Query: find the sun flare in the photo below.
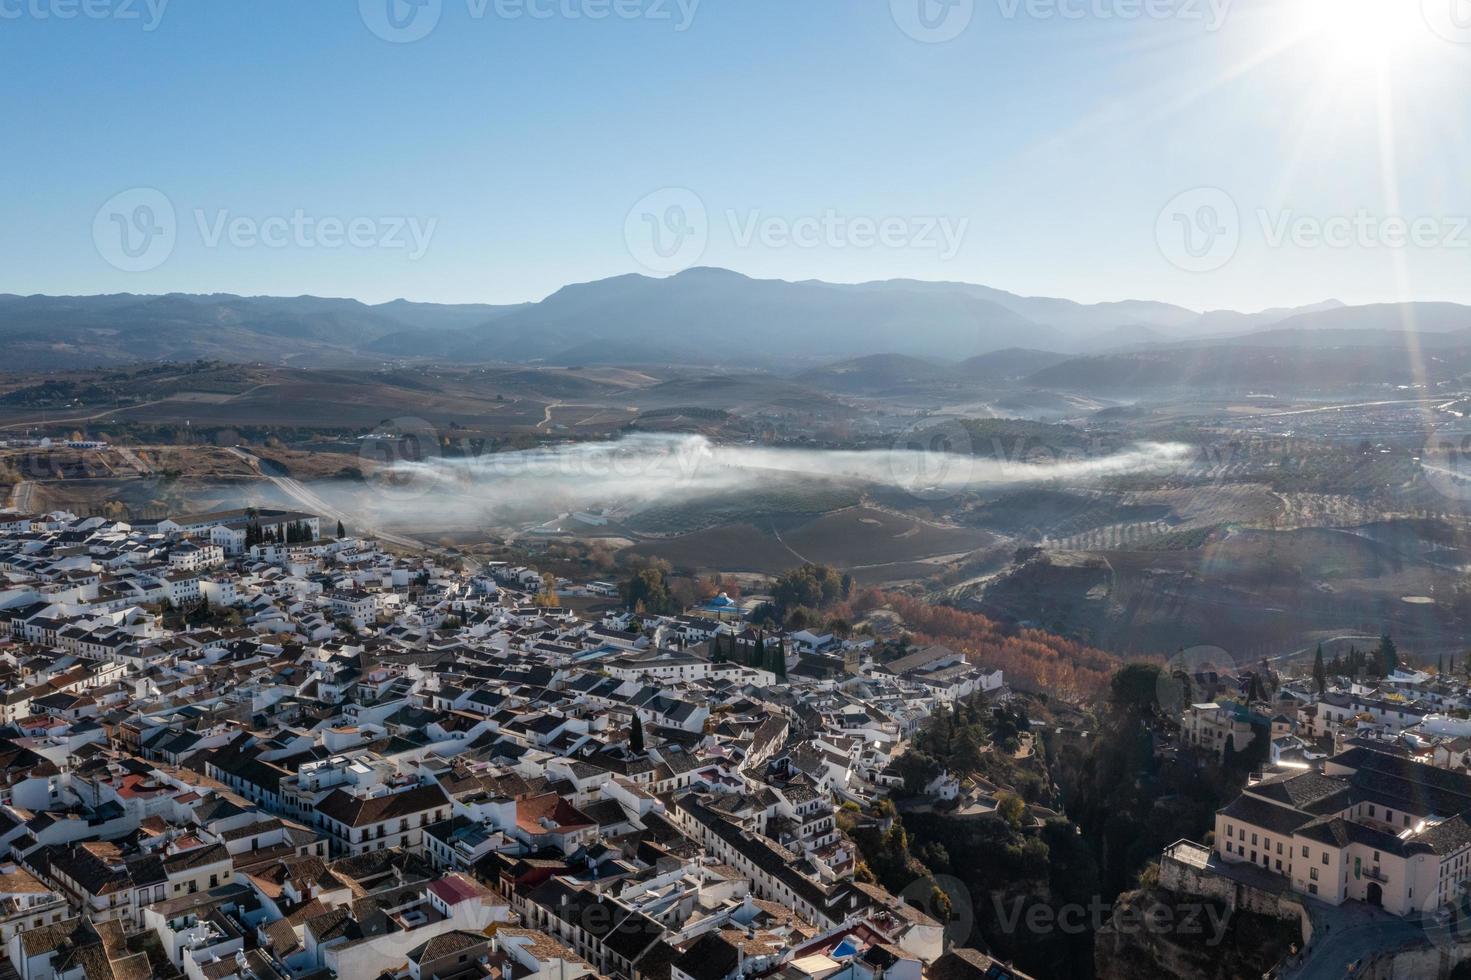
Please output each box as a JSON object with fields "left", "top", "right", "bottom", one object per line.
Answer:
{"left": 1300, "top": 0, "right": 1430, "bottom": 69}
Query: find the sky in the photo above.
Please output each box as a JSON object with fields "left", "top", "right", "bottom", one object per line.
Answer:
{"left": 2, "top": 0, "right": 1469, "bottom": 313}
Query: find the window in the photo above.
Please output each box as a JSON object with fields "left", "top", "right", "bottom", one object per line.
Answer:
{"left": 1322, "top": 852, "right": 1329, "bottom": 865}
{"left": 1301, "top": 845, "right": 1309, "bottom": 858}
{"left": 1310, "top": 868, "right": 1319, "bottom": 881}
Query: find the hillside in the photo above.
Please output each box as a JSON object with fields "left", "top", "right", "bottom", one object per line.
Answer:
{"left": 1026, "top": 343, "right": 1471, "bottom": 391}
{"left": 0, "top": 279, "right": 1463, "bottom": 375}
{"left": 795, "top": 354, "right": 958, "bottom": 394}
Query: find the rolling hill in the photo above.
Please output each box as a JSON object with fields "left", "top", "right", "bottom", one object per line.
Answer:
{"left": 0, "top": 274, "right": 1465, "bottom": 376}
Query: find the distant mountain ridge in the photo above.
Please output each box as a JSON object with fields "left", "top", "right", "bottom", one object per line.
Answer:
{"left": 0, "top": 270, "right": 1461, "bottom": 373}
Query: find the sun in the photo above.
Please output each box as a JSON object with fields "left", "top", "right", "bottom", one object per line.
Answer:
{"left": 1300, "top": 0, "right": 1430, "bottom": 70}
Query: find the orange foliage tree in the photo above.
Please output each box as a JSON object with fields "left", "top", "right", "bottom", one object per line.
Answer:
{"left": 883, "top": 593, "right": 1122, "bottom": 700}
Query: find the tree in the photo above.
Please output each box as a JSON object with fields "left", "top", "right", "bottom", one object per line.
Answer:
{"left": 1108, "top": 663, "right": 1163, "bottom": 724}
{"left": 535, "top": 573, "right": 560, "bottom": 608}
{"left": 929, "top": 885, "right": 953, "bottom": 922}
{"left": 1247, "top": 671, "right": 1266, "bottom": 704}
{"left": 769, "top": 563, "right": 847, "bottom": 620}
{"left": 997, "top": 792, "right": 1026, "bottom": 829}
{"left": 1376, "top": 633, "right": 1399, "bottom": 676}
{"left": 1313, "top": 644, "right": 1327, "bottom": 695}
{"left": 953, "top": 726, "right": 984, "bottom": 773}
{"left": 630, "top": 712, "right": 645, "bottom": 754}
{"left": 620, "top": 566, "right": 675, "bottom": 615}
{"left": 336, "top": 519, "right": 345, "bottom": 539}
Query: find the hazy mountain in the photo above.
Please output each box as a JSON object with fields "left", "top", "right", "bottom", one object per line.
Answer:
{"left": 959, "top": 348, "right": 1071, "bottom": 381}
{"left": 1029, "top": 337, "right": 1471, "bottom": 392}
{"left": 476, "top": 268, "right": 1053, "bottom": 361}
{"left": 852, "top": 279, "right": 1200, "bottom": 332}
{"left": 1187, "top": 299, "right": 1345, "bottom": 337}
{"left": 1267, "top": 301, "right": 1471, "bottom": 334}
{"left": 796, "top": 353, "right": 958, "bottom": 394}
{"left": 371, "top": 298, "right": 526, "bottom": 331}
{"left": 0, "top": 276, "right": 1465, "bottom": 374}
{"left": 0, "top": 292, "right": 523, "bottom": 370}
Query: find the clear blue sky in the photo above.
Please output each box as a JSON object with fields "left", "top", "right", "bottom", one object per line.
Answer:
{"left": 2, "top": 0, "right": 1468, "bottom": 311}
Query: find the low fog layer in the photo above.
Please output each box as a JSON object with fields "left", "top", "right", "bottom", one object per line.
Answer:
{"left": 323, "top": 433, "right": 1196, "bottom": 529}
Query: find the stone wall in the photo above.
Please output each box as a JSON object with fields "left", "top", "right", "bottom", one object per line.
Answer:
{"left": 1352, "top": 944, "right": 1471, "bottom": 979}
{"left": 1159, "top": 849, "right": 1311, "bottom": 944}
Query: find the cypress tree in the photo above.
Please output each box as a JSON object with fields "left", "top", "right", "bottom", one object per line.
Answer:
{"left": 1377, "top": 634, "right": 1399, "bottom": 676}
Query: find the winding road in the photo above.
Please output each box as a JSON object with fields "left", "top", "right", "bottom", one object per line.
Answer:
{"left": 7, "top": 481, "right": 34, "bottom": 512}
{"left": 226, "top": 447, "right": 483, "bottom": 573}
{"left": 225, "top": 447, "right": 430, "bottom": 554}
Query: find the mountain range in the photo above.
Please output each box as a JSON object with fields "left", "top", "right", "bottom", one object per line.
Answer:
{"left": 1, "top": 269, "right": 1466, "bottom": 385}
